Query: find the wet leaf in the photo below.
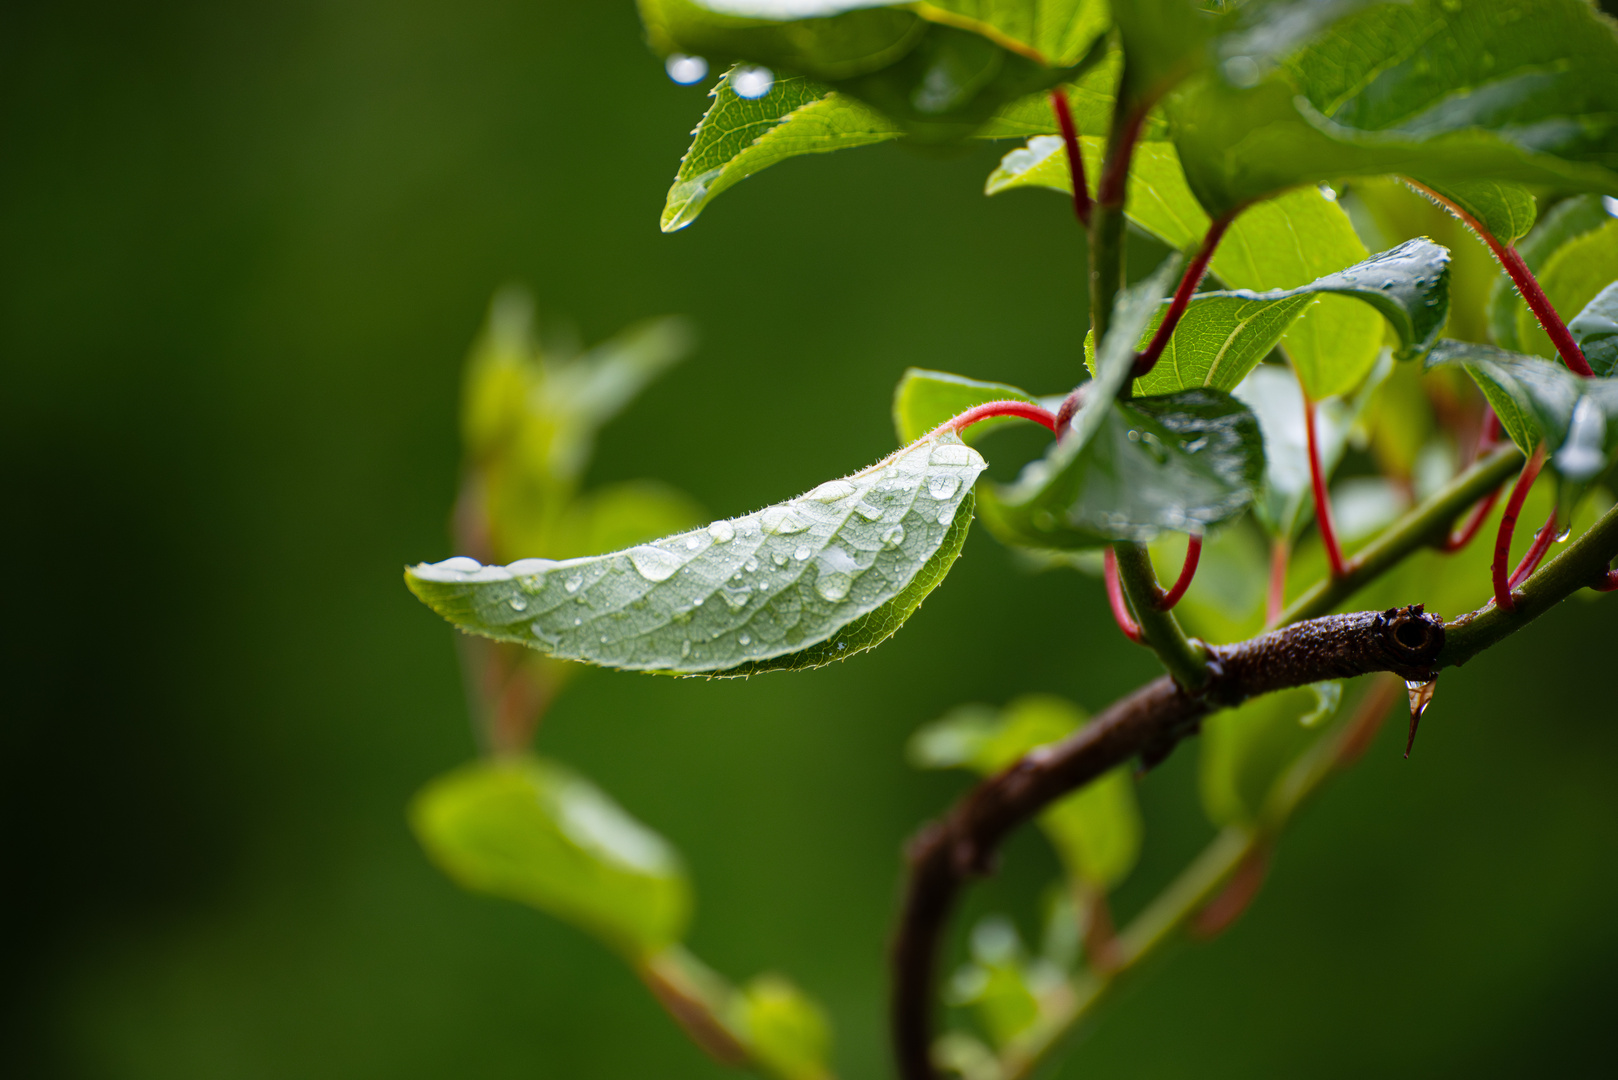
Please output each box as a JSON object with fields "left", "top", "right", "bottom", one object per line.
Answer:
{"left": 412, "top": 757, "right": 690, "bottom": 957}
{"left": 989, "top": 138, "right": 1384, "bottom": 398}
{"left": 1169, "top": 0, "right": 1618, "bottom": 217}
{"left": 661, "top": 68, "right": 901, "bottom": 232}
{"left": 639, "top": 0, "right": 927, "bottom": 82}
{"left": 1199, "top": 683, "right": 1342, "bottom": 827}
{"left": 1488, "top": 195, "right": 1615, "bottom": 351}
{"left": 408, "top": 431, "right": 986, "bottom": 675}
{"left": 919, "top": 0, "right": 1110, "bottom": 67}
{"left": 1571, "top": 282, "right": 1618, "bottom": 378}
{"left": 891, "top": 367, "right": 1051, "bottom": 445}
{"left": 910, "top": 694, "right": 1143, "bottom": 889}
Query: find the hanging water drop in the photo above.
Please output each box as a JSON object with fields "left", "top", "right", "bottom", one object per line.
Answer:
{"left": 1404, "top": 679, "right": 1437, "bottom": 758}
{"left": 666, "top": 54, "right": 708, "bottom": 84}
{"left": 731, "top": 65, "right": 774, "bottom": 99}
{"left": 628, "top": 546, "right": 683, "bottom": 582}
{"left": 708, "top": 520, "right": 736, "bottom": 543}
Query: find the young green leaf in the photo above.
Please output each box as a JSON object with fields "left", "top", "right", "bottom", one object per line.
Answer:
{"left": 1169, "top": 0, "right": 1618, "bottom": 217}
{"left": 1200, "top": 683, "right": 1342, "bottom": 827}
{"left": 989, "top": 138, "right": 1385, "bottom": 397}
{"left": 728, "top": 975, "right": 834, "bottom": 1080}
{"left": 412, "top": 757, "right": 691, "bottom": 957}
{"left": 1121, "top": 239, "right": 1451, "bottom": 397}
{"left": 1418, "top": 179, "right": 1537, "bottom": 245}
{"left": 909, "top": 694, "right": 1143, "bottom": 890}
{"left": 915, "top": 0, "right": 1111, "bottom": 68}
{"left": 408, "top": 430, "right": 987, "bottom": 675}
{"left": 891, "top": 367, "right": 1049, "bottom": 445}
{"left": 1426, "top": 342, "right": 1618, "bottom": 511}
{"left": 1515, "top": 217, "right": 1618, "bottom": 364}
{"left": 1570, "top": 282, "right": 1618, "bottom": 378}
{"left": 662, "top": 68, "right": 901, "bottom": 232}
{"left": 979, "top": 387, "right": 1266, "bottom": 549}
{"left": 1488, "top": 195, "right": 1614, "bottom": 351}
{"left": 946, "top": 916, "right": 1045, "bottom": 1048}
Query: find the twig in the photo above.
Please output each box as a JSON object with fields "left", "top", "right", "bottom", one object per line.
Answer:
{"left": 1112, "top": 541, "right": 1211, "bottom": 690}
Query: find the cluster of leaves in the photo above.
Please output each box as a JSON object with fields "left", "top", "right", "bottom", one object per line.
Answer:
{"left": 402, "top": 2, "right": 1618, "bottom": 1078}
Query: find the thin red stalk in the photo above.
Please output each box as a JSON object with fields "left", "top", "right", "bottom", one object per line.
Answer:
{"left": 1509, "top": 511, "right": 1558, "bottom": 590}
{"left": 1438, "top": 487, "right": 1503, "bottom": 553}
{"left": 931, "top": 399, "right": 1058, "bottom": 438}
{"left": 1097, "top": 100, "right": 1151, "bottom": 208}
{"left": 1133, "top": 214, "right": 1235, "bottom": 378}
{"left": 1049, "top": 89, "right": 1091, "bottom": 227}
{"left": 1103, "top": 546, "right": 1145, "bottom": 644}
{"left": 1303, "top": 395, "right": 1346, "bottom": 578}
{"left": 1267, "top": 540, "right": 1289, "bottom": 625}
{"left": 1155, "top": 533, "right": 1202, "bottom": 610}
{"left": 1492, "top": 443, "right": 1548, "bottom": 611}
{"left": 1592, "top": 569, "right": 1618, "bottom": 592}
{"left": 1405, "top": 179, "right": 1594, "bottom": 377}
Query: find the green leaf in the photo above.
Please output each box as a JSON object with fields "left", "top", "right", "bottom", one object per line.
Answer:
{"left": 978, "top": 387, "right": 1267, "bottom": 549}
{"left": 412, "top": 757, "right": 691, "bottom": 957}
{"left": 1199, "top": 683, "right": 1342, "bottom": 827}
{"left": 1425, "top": 341, "right": 1618, "bottom": 489}
{"left": 1169, "top": 0, "right": 1618, "bottom": 217}
{"left": 946, "top": 916, "right": 1043, "bottom": 1047}
{"left": 914, "top": 0, "right": 1110, "bottom": 67}
{"left": 1419, "top": 179, "right": 1537, "bottom": 245}
{"left": 728, "top": 975, "right": 834, "bottom": 1080}
{"left": 408, "top": 430, "right": 987, "bottom": 675}
{"left": 1516, "top": 217, "right": 1618, "bottom": 363}
{"left": 988, "top": 137, "right": 1384, "bottom": 397}
{"left": 639, "top": 0, "right": 927, "bottom": 82}
{"left": 909, "top": 694, "right": 1143, "bottom": 889}
{"left": 662, "top": 68, "right": 901, "bottom": 232}
{"left": 1126, "top": 238, "right": 1451, "bottom": 397}
{"left": 1571, "top": 282, "right": 1618, "bottom": 378}
{"left": 1232, "top": 361, "right": 1386, "bottom": 542}
{"left": 1113, "top": 0, "right": 1212, "bottom": 101}
{"left": 1489, "top": 195, "right": 1615, "bottom": 351}
{"left": 891, "top": 367, "right": 1051, "bottom": 444}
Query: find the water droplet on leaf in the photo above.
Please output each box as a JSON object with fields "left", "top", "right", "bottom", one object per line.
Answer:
{"left": 929, "top": 443, "right": 979, "bottom": 467}
{"left": 738, "top": 633, "right": 751, "bottom": 646}
{"left": 666, "top": 54, "right": 708, "bottom": 84}
{"left": 793, "top": 545, "right": 811, "bottom": 561}
{"left": 816, "top": 572, "right": 852, "bottom": 602}
{"left": 926, "top": 475, "right": 960, "bottom": 500}
{"left": 564, "top": 573, "right": 584, "bottom": 593}
{"left": 881, "top": 524, "right": 905, "bottom": 549}
{"left": 508, "top": 596, "right": 528, "bottom": 611}
{"left": 628, "top": 546, "right": 683, "bottom": 582}
{"left": 803, "top": 480, "right": 856, "bottom": 503}
{"left": 731, "top": 65, "right": 773, "bottom": 99}
{"left": 708, "top": 520, "right": 736, "bottom": 543}
{"left": 760, "top": 506, "right": 809, "bottom": 534}
{"left": 772, "top": 551, "right": 788, "bottom": 567}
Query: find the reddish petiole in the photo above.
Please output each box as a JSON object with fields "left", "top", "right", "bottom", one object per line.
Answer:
{"left": 1303, "top": 394, "right": 1347, "bottom": 578}
{"left": 1049, "top": 90, "right": 1091, "bottom": 227}
{"left": 1491, "top": 443, "right": 1548, "bottom": 611}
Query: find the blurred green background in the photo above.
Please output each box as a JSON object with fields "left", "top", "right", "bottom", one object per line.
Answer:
{"left": 7, "top": 2, "right": 1618, "bottom": 1077}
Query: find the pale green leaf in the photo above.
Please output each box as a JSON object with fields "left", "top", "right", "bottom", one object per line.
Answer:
{"left": 913, "top": 0, "right": 1110, "bottom": 67}
{"left": 946, "top": 916, "right": 1044, "bottom": 1047}
{"left": 412, "top": 757, "right": 690, "bottom": 957}
{"left": 639, "top": 0, "right": 927, "bottom": 81}
{"left": 988, "top": 136, "right": 1384, "bottom": 396}
{"left": 1489, "top": 195, "right": 1614, "bottom": 351}
{"left": 728, "top": 975, "right": 834, "bottom": 1080}
{"left": 1516, "top": 218, "right": 1618, "bottom": 363}
{"left": 891, "top": 367, "right": 1050, "bottom": 445}
{"left": 662, "top": 68, "right": 901, "bottom": 232}
{"left": 1419, "top": 179, "right": 1537, "bottom": 244}
{"left": 1199, "top": 683, "right": 1342, "bottom": 827}
{"left": 1571, "top": 281, "right": 1618, "bottom": 378}
{"left": 408, "top": 431, "right": 986, "bottom": 675}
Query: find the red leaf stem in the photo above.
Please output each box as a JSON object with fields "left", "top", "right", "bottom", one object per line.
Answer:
{"left": 1103, "top": 546, "right": 1145, "bottom": 644}
{"left": 1133, "top": 214, "right": 1235, "bottom": 378}
{"left": 1404, "top": 179, "right": 1594, "bottom": 377}
{"left": 1438, "top": 487, "right": 1503, "bottom": 553}
{"left": 1591, "top": 569, "right": 1618, "bottom": 592}
{"left": 1508, "top": 511, "right": 1559, "bottom": 590}
{"left": 1491, "top": 443, "right": 1548, "bottom": 611}
{"left": 1303, "top": 395, "right": 1346, "bottom": 578}
{"left": 1097, "top": 100, "right": 1151, "bottom": 208}
{"left": 1155, "top": 533, "right": 1202, "bottom": 610}
{"left": 1267, "top": 539, "right": 1289, "bottom": 625}
{"left": 1049, "top": 89, "right": 1091, "bottom": 227}
{"left": 932, "top": 399, "right": 1059, "bottom": 438}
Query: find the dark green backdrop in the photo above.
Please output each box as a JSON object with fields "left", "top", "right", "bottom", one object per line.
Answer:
{"left": 6, "top": 2, "right": 1617, "bottom": 1077}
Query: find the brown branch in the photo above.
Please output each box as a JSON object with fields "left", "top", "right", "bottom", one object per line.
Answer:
{"left": 891, "top": 606, "right": 1444, "bottom": 1080}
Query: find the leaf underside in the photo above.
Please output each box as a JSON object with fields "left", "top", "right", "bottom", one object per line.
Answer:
{"left": 408, "top": 432, "right": 987, "bottom": 675}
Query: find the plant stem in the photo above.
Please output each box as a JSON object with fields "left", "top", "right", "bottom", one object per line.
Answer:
{"left": 933, "top": 399, "right": 1059, "bottom": 438}
{"left": 1156, "top": 533, "right": 1203, "bottom": 611}
{"left": 1112, "top": 542, "right": 1211, "bottom": 691}
{"left": 1303, "top": 393, "right": 1346, "bottom": 578}
{"left": 1049, "top": 89, "right": 1091, "bottom": 227}
{"left": 1133, "top": 215, "right": 1235, "bottom": 378}
{"left": 1509, "top": 512, "right": 1558, "bottom": 590}
{"left": 1438, "top": 487, "right": 1503, "bottom": 552}
{"left": 1267, "top": 540, "right": 1289, "bottom": 624}
{"left": 1492, "top": 443, "right": 1547, "bottom": 611}
{"left": 1102, "top": 546, "right": 1144, "bottom": 644}
{"left": 1404, "top": 179, "right": 1595, "bottom": 377}
{"left": 1279, "top": 444, "right": 1524, "bottom": 625}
